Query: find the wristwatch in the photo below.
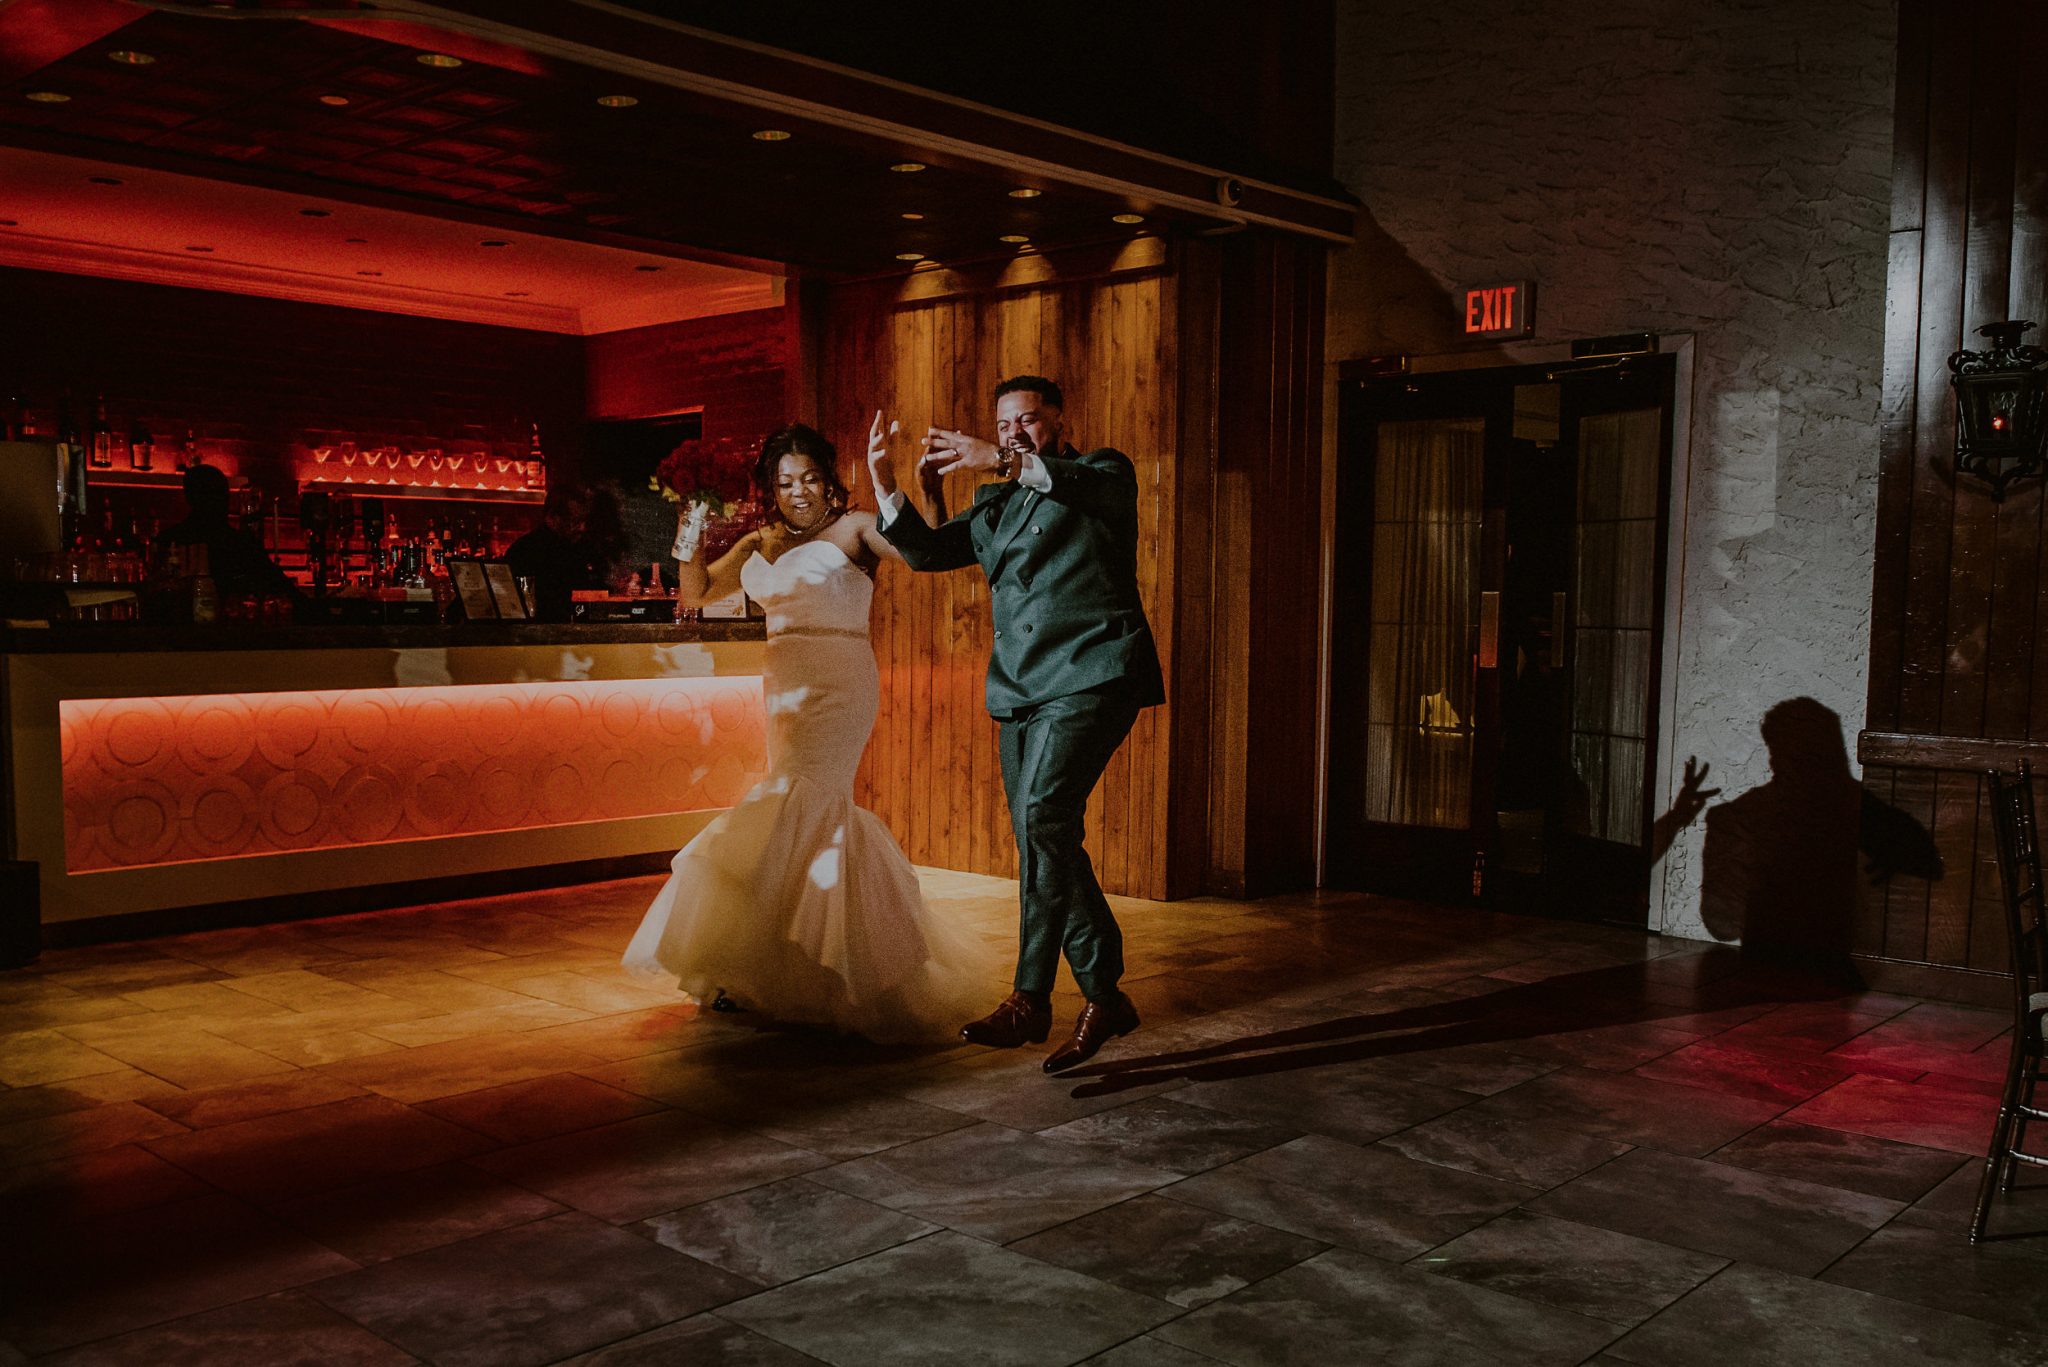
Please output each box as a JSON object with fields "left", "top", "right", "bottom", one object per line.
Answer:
{"left": 994, "top": 449, "right": 1016, "bottom": 480}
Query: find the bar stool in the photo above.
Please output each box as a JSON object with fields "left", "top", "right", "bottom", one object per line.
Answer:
{"left": 1975, "top": 760, "right": 2048, "bottom": 1242}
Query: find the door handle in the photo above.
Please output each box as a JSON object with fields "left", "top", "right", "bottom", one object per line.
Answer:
{"left": 1478, "top": 591, "right": 1500, "bottom": 669}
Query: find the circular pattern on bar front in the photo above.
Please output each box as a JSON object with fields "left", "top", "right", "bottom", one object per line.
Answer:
{"left": 57, "top": 678, "right": 767, "bottom": 871}
{"left": 404, "top": 762, "right": 474, "bottom": 836}
{"left": 101, "top": 778, "right": 182, "bottom": 866}
{"left": 177, "top": 696, "right": 258, "bottom": 775}
{"left": 188, "top": 776, "right": 260, "bottom": 856}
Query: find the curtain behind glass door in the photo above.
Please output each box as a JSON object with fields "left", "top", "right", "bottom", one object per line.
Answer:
{"left": 1365, "top": 417, "right": 1483, "bottom": 829}
{"left": 1571, "top": 407, "right": 1660, "bottom": 845}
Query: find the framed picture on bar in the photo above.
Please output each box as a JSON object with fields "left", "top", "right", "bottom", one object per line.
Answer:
{"left": 699, "top": 586, "right": 750, "bottom": 620}
{"left": 447, "top": 559, "right": 498, "bottom": 621}
{"left": 482, "top": 561, "right": 529, "bottom": 620}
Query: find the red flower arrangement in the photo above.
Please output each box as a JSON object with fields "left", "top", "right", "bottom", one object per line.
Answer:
{"left": 651, "top": 435, "right": 754, "bottom": 514}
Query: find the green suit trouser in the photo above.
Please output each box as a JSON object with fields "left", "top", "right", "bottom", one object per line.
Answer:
{"left": 997, "top": 683, "right": 1143, "bottom": 1000}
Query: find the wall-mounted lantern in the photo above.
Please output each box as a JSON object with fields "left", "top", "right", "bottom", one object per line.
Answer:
{"left": 1951, "top": 320, "right": 2048, "bottom": 501}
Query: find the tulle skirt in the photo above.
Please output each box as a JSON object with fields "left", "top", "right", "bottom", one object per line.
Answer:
{"left": 623, "top": 632, "right": 1005, "bottom": 1043}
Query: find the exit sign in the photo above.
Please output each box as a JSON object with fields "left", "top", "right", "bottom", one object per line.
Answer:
{"left": 1462, "top": 280, "right": 1535, "bottom": 339}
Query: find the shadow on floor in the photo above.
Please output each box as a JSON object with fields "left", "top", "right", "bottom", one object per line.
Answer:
{"left": 1064, "top": 948, "right": 1855, "bottom": 1098}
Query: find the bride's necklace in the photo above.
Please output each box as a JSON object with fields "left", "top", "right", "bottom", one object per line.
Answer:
{"left": 781, "top": 508, "right": 838, "bottom": 541}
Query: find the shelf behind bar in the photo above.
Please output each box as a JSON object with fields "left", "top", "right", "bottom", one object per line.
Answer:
{"left": 83, "top": 470, "right": 187, "bottom": 489}
{"left": 298, "top": 479, "right": 545, "bottom": 505}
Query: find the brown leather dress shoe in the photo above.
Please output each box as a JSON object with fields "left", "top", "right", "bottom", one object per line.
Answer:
{"left": 1044, "top": 991, "right": 1140, "bottom": 1073}
{"left": 960, "top": 991, "right": 1052, "bottom": 1047}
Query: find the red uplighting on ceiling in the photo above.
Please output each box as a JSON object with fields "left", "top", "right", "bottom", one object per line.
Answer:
{"left": 305, "top": 17, "right": 551, "bottom": 77}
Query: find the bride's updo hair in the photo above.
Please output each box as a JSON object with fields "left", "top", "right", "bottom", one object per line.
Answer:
{"left": 752, "top": 423, "right": 849, "bottom": 513}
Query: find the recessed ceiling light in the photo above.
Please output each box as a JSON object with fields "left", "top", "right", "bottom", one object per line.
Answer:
{"left": 895, "top": 252, "right": 925, "bottom": 262}
{"left": 634, "top": 264, "right": 663, "bottom": 272}
{"left": 26, "top": 91, "right": 70, "bottom": 104}
{"left": 1008, "top": 187, "right": 1042, "bottom": 199}
{"left": 900, "top": 212, "right": 925, "bottom": 221}
{"left": 999, "top": 234, "right": 1029, "bottom": 244}
{"left": 107, "top": 50, "right": 155, "bottom": 66}
{"left": 417, "top": 53, "right": 463, "bottom": 68}
{"left": 299, "top": 208, "right": 331, "bottom": 217}
{"left": 595, "top": 95, "right": 637, "bottom": 108}
{"left": 1112, "top": 213, "right": 1145, "bottom": 225}
{"left": 184, "top": 245, "right": 213, "bottom": 253}
{"left": 888, "top": 161, "right": 925, "bottom": 173}
{"left": 357, "top": 270, "right": 383, "bottom": 276}
{"left": 752, "top": 129, "right": 791, "bottom": 142}
{"left": 318, "top": 94, "right": 351, "bottom": 107}
{"left": 86, "top": 176, "right": 123, "bottom": 186}
{"left": 480, "top": 239, "right": 509, "bottom": 247}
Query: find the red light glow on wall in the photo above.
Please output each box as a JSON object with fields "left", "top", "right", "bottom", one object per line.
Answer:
{"left": 61, "top": 678, "right": 766, "bottom": 871}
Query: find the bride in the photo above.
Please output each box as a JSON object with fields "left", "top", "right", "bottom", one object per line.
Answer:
{"left": 623, "top": 418, "right": 1001, "bottom": 1042}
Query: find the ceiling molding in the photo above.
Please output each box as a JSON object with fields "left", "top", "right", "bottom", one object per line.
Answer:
{"left": 0, "top": 231, "right": 587, "bottom": 331}
{"left": 0, "top": 229, "right": 784, "bottom": 334}
{"left": 580, "top": 275, "right": 783, "bottom": 336}
{"left": 0, "top": 125, "right": 798, "bottom": 282}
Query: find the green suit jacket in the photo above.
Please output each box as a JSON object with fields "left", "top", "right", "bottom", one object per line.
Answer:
{"left": 881, "top": 445, "right": 1166, "bottom": 719}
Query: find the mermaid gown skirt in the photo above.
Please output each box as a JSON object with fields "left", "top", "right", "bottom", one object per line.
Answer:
{"left": 622, "top": 540, "right": 1002, "bottom": 1042}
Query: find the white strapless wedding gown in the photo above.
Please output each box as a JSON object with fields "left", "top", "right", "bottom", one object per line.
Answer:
{"left": 623, "top": 539, "right": 1004, "bottom": 1042}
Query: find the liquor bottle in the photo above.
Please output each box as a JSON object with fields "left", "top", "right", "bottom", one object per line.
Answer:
{"left": 129, "top": 422, "right": 154, "bottom": 472}
{"left": 178, "top": 429, "right": 198, "bottom": 471}
{"left": 53, "top": 399, "right": 84, "bottom": 535}
{"left": 190, "top": 574, "right": 217, "bottom": 623}
{"left": 55, "top": 398, "right": 79, "bottom": 453}
{"left": 88, "top": 396, "right": 114, "bottom": 469}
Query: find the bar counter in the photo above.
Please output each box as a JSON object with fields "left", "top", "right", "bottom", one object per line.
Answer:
{"left": 3, "top": 620, "right": 768, "bottom": 931}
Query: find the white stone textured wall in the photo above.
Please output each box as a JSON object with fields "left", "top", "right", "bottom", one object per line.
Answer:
{"left": 1329, "top": 0, "right": 1895, "bottom": 936}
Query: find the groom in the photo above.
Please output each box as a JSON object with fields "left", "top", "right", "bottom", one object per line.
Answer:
{"left": 868, "top": 376, "right": 1163, "bottom": 1072}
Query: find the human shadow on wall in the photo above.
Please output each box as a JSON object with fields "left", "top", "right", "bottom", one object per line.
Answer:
{"left": 1698, "top": 696, "right": 1942, "bottom": 980}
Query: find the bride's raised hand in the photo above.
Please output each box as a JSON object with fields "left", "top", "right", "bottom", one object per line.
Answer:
{"left": 865, "top": 409, "right": 901, "bottom": 500}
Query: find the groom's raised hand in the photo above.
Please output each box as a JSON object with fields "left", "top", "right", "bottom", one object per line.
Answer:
{"left": 922, "top": 426, "right": 1002, "bottom": 477}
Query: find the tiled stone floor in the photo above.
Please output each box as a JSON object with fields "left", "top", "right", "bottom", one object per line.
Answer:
{"left": 3, "top": 869, "right": 2045, "bottom": 1365}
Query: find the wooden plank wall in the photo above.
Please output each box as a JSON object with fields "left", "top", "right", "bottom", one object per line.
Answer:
{"left": 820, "top": 244, "right": 1183, "bottom": 899}
{"left": 1862, "top": 0, "right": 2048, "bottom": 978}
{"left": 1202, "top": 234, "right": 1328, "bottom": 896}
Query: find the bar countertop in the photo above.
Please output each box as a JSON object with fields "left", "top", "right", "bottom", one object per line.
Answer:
{"left": 1, "top": 619, "right": 767, "bottom": 654}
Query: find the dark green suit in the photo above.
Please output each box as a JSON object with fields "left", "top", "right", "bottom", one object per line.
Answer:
{"left": 882, "top": 445, "right": 1163, "bottom": 998}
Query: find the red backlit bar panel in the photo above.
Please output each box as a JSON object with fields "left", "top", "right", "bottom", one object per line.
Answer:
{"left": 60, "top": 678, "right": 766, "bottom": 871}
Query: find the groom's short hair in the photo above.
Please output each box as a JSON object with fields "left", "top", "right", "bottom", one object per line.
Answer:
{"left": 994, "top": 375, "right": 1063, "bottom": 411}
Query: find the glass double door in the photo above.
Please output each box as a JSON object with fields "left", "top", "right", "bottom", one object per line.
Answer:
{"left": 1325, "top": 356, "right": 1676, "bottom": 924}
